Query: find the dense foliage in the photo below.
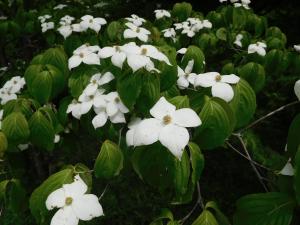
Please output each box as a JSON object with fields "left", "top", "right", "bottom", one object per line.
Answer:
{"left": 1, "top": 0, "right": 300, "bottom": 225}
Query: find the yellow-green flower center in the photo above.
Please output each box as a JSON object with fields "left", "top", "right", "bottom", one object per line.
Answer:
{"left": 163, "top": 115, "right": 172, "bottom": 125}
{"left": 79, "top": 53, "right": 84, "bottom": 58}
{"left": 215, "top": 74, "right": 222, "bottom": 82}
{"left": 65, "top": 197, "right": 73, "bottom": 206}
{"left": 115, "top": 97, "right": 120, "bottom": 103}
{"left": 141, "top": 48, "right": 147, "bottom": 55}
{"left": 136, "top": 27, "right": 140, "bottom": 33}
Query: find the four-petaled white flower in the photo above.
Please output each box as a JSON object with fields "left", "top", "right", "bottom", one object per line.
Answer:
{"left": 125, "top": 14, "right": 146, "bottom": 27}
{"left": 78, "top": 89, "right": 107, "bottom": 115}
{"left": 54, "top": 4, "right": 67, "bottom": 10}
{"left": 248, "top": 41, "right": 267, "bottom": 56}
{"left": 0, "top": 76, "right": 26, "bottom": 105}
{"left": 123, "top": 22, "right": 151, "bottom": 42}
{"left": 294, "top": 79, "right": 300, "bottom": 101}
{"left": 84, "top": 72, "right": 115, "bottom": 96}
{"left": 175, "top": 18, "right": 212, "bottom": 38}
{"left": 46, "top": 175, "right": 103, "bottom": 225}
{"left": 80, "top": 15, "right": 107, "bottom": 33}
{"left": 177, "top": 60, "right": 197, "bottom": 89}
{"left": 38, "top": 14, "right": 51, "bottom": 23}
{"left": 127, "top": 97, "right": 201, "bottom": 159}
{"left": 58, "top": 15, "right": 75, "bottom": 39}
{"left": 68, "top": 44, "right": 100, "bottom": 70}
{"left": 41, "top": 22, "right": 54, "bottom": 33}
{"left": 67, "top": 100, "right": 84, "bottom": 119}
{"left": 194, "top": 72, "right": 240, "bottom": 102}
{"left": 234, "top": 34, "right": 243, "bottom": 47}
{"left": 98, "top": 45, "right": 128, "bottom": 69}
{"left": 162, "top": 28, "right": 176, "bottom": 42}
{"left": 154, "top": 9, "right": 171, "bottom": 20}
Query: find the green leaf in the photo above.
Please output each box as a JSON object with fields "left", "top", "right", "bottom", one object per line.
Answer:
{"left": 174, "top": 151, "right": 190, "bottom": 195}
{"left": 205, "top": 201, "right": 231, "bottom": 225}
{"left": 172, "top": 2, "right": 192, "bottom": 21}
{"left": 233, "top": 192, "right": 295, "bottom": 225}
{"left": 106, "top": 21, "right": 122, "bottom": 41}
{"left": 238, "top": 62, "right": 265, "bottom": 93}
{"left": 41, "top": 47, "right": 69, "bottom": 75}
{"left": 150, "top": 208, "right": 174, "bottom": 225}
{"left": 264, "top": 49, "right": 285, "bottom": 75}
{"left": 293, "top": 147, "right": 300, "bottom": 205}
{"left": 195, "top": 97, "right": 234, "bottom": 149}
{"left": 2, "top": 112, "right": 30, "bottom": 145}
{"left": 31, "top": 70, "right": 53, "bottom": 104}
{"left": 3, "top": 98, "right": 39, "bottom": 119}
{"left": 29, "top": 110, "right": 55, "bottom": 151}
{"left": 94, "top": 140, "right": 124, "bottom": 179}
{"left": 117, "top": 70, "right": 143, "bottom": 110}
{"left": 169, "top": 95, "right": 190, "bottom": 109}
{"left": 0, "top": 132, "right": 8, "bottom": 156}
{"left": 287, "top": 114, "right": 300, "bottom": 158}
{"left": 232, "top": 7, "right": 247, "bottom": 30}
{"left": 181, "top": 46, "right": 205, "bottom": 73}
{"left": 229, "top": 79, "right": 256, "bottom": 129}
{"left": 192, "top": 210, "right": 219, "bottom": 225}
{"left": 188, "top": 142, "right": 205, "bottom": 184}
{"left": 216, "top": 27, "right": 227, "bottom": 41}
{"left": 29, "top": 168, "right": 74, "bottom": 223}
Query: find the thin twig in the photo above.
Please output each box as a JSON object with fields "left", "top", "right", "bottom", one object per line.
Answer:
{"left": 226, "top": 141, "right": 271, "bottom": 170}
{"left": 239, "top": 100, "right": 300, "bottom": 133}
{"left": 99, "top": 183, "right": 109, "bottom": 200}
{"left": 180, "top": 182, "right": 204, "bottom": 224}
{"left": 233, "top": 133, "right": 269, "bottom": 192}
{"left": 118, "top": 127, "right": 123, "bottom": 148}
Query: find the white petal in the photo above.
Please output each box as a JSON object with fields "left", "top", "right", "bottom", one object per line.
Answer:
{"left": 126, "top": 129, "right": 135, "bottom": 146}
{"left": 72, "top": 194, "right": 103, "bottom": 221}
{"left": 106, "top": 102, "right": 118, "bottom": 116}
{"left": 50, "top": 207, "right": 79, "bottom": 225}
{"left": 177, "top": 77, "right": 189, "bottom": 89}
{"left": 185, "top": 60, "right": 194, "bottom": 74}
{"left": 221, "top": 74, "right": 240, "bottom": 84}
{"left": 98, "top": 47, "right": 115, "bottom": 58}
{"left": 111, "top": 52, "right": 126, "bottom": 68}
{"left": 94, "top": 17, "right": 107, "bottom": 25}
{"left": 68, "top": 55, "right": 82, "bottom": 70}
{"left": 150, "top": 97, "right": 176, "bottom": 120}
{"left": 93, "top": 94, "right": 106, "bottom": 108}
{"left": 177, "top": 66, "right": 185, "bottom": 77}
{"left": 194, "top": 72, "right": 218, "bottom": 87}
{"left": 89, "top": 23, "right": 101, "bottom": 33}
{"left": 294, "top": 80, "right": 300, "bottom": 100}
{"left": 159, "top": 124, "right": 189, "bottom": 159}
{"left": 177, "top": 48, "right": 187, "bottom": 54}
{"left": 80, "top": 101, "right": 93, "bottom": 114}
{"left": 124, "top": 29, "right": 137, "bottom": 39}
{"left": 137, "top": 33, "right": 148, "bottom": 42}
{"left": 82, "top": 53, "right": 100, "bottom": 65}
{"left": 46, "top": 188, "right": 66, "bottom": 210}
{"left": 133, "top": 118, "right": 162, "bottom": 146}
{"left": 92, "top": 111, "right": 108, "bottom": 129}
{"left": 173, "top": 108, "right": 201, "bottom": 127}
{"left": 117, "top": 101, "right": 129, "bottom": 113}
{"left": 279, "top": 162, "right": 294, "bottom": 176}
{"left": 83, "top": 83, "right": 98, "bottom": 96}
{"left": 127, "top": 55, "right": 149, "bottom": 72}
{"left": 109, "top": 111, "right": 126, "bottom": 123}
{"left": 63, "top": 176, "right": 88, "bottom": 199}
{"left": 211, "top": 82, "right": 234, "bottom": 102}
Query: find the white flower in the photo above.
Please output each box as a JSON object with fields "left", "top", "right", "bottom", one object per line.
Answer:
{"left": 67, "top": 100, "right": 84, "bottom": 119}
{"left": 154, "top": 9, "right": 171, "bottom": 20}
{"left": 219, "top": 0, "right": 227, "bottom": 2}
{"left": 122, "top": 43, "right": 171, "bottom": 72}
{"left": 126, "top": 117, "right": 142, "bottom": 146}
{"left": 125, "top": 14, "right": 146, "bottom": 27}
{"left": 54, "top": 134, "right": 60, "bottom": 143}
{"left": 98, "top": 45, "right": 128, "bottom": 69}
{"left": 71, "top": 23, "right": 85, "bottom": 32}
{"left": 177, "top": 60, "right": 197, "bottom": 89}
{"left": 3, "top": 76, "right": 26, "bottom": 93}
{"left": 54, "top": 4, "right": 67, "bottom": 10}
{"left": 248, "top": 42, "right": 267, "bottom": 56}
{"left": 68, "top": 44, "right": 100, "bottom": 70}
{"left": 78, "top": 89, "right": 107, "bottom": 115}
{"left": 234, "top": 34, "right": 243, "bottom": 47}
{"left": 41, "top": 22, "right": 54, "bottom": 33}
{"left": 202, "top": 20, "right": 212, "bottom": 29}
{"left": 294, "top": 45, "right": 300, "bottom": 52}
{"left": 230, "top": 0, "right": 239, "bottom": 2}
{"left": 128, "top": 97, "right": 201, "bottom": 159}
{"left": 46, "top": 175, "right": 103, "bottom": 225}
{"left": 38, "top": 14, "right": 51, "bottom": 23}
{"left": 194, "top": 72, "right": 240, "bottom": 102}
{"left": 0, "top": 16, "right": 7, "bottom": 20}
{"left": 18, "top": 143, "right": 29, "bottom": 151}
{"left": 123, "top": 22, "right": 151, "bottom": 42}
{"left": 0, "top": 66, "right": 8, "bottom": 72}
{"left": 162, "top": 28, "right": 176, "bottom": 42}
{"left": 175, "top": 18, "right": 212, "bottom": 38}
{"left": 0, "top": 89, "right": 17, "bottom": 105}
{"left": 174, "top": 21, "right": 189, "bottom": 30}
{"left": 58, "top": 25, "right": 73, "bottom": 39}
{"left": 84, "top": 72, "right": 114, "bottom": 96}
{"left": 80, "top": 15, "right": 107, "bottom": 33}
{"left": 279, "top": 159, "right": 294, "bottom": 176}
{"left": 92, "top": 92, "right": 129, "bottom": 129}
{"left": 294, "top": 79, "right": 300, "bottom": 100}
{"left": 177, "top": 48, "right": 187, "bottom": 55}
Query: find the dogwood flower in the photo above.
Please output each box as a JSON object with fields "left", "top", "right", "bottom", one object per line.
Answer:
{"left": 41, "top": 22, "right": 55, "bottom": 33}
{"left": 78, "top": 89, "right": 106, "bottom": 115}
{"left": 58, "top": 25, "right": 73, "bottom": 39}
{"left": 162, "top": 28, "right": 176, "bottom": 42}
{"left": 2, "top": 76, "right": 25, "bottom": 93}
{"left": 84, "top": 72, "right": 114, "bottom": 96}
{"left": 123, "top": 22, "right": 151, "bottom": 42}
{"left": 294, "top": 79, "right": 300, "bottom": 100}
{"left": 294, "top": 45, "right": 300, "bottom": 52}
{"left": 54, "top": 4, "right": 67, "bottom": 10}
{"left": 60, "top": 15, "right": 75, "bottom": 25}
{"left": 125, "top": 14, "right": 145, "bottom": 27}
{"left": 154, "top": 9, "right": 171, "bottom": 20}
{"left": 46, "top": 175, "right": 103, "bottom": 225}
{"left": 18, "top": 143, "right": 29, "bottom": 151}
{"left": 177, "top": 60, "right": 197, "bottom": 89}
{"left": 98, "top": 45, "right": 128, "bottom": 68}
{"left": 248, "top": 42, "right": 267, "bottom": 56}
{"left": 68, "top": 44, "right": 100, "bottom": 70}
{"left": 234, "top": 34, "right": 243, "bottom": 47}
{"left": 278, "top": 159, "right": 294, "bottom": 176}
{"left": 0, "top": 90, "right": 17, "bottom": 105}
{"left": 175, "top": 18, "right": 212, "bottom": 37}
{"left": 194, "top": 72, "right": 240, "bottom": 102}
{"left": 128, "top": 97, "right": 201, "bottom": 159}
{"left": 38, "top": 14, "right": 51, "bottom": 23}
{"left": 80, "top": 15, "right": 107, "bottom": 33}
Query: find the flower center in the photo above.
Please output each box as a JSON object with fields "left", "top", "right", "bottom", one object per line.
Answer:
{"left": 65, "top": 197, "right": 73, "bottom": 206}
{"left": 215, "top": 74, "right": 222, "bottom": 82}
{"left": 136, "top": 27, "right": 140, "bottom": 33}
{"left": 114, "top": 97, "right": 120, "bottom": 103}
{"left": 163, "top": 115, "right": 172, "bottom": 125}
{"left": 92, "top": 79, "right": 97, "bottom": 84}
{"left": 141, "top": 48, "right": 147, "bottom": 55}
{"left": 79, "top": 53, "right": 84, "bottom": 58}
{"left": 115, "top": 46, "right": 121, "bottom": 52}
{"left": 89, "top": 19, "right": 93, "bottom": 23}
{"left": 184, "top": 73, "right": 189, "bottom": 79}
{"left": 89, "top": 95, "right": 94, "bottom": 100}
{"left": 13, "top": 80, "right": 17, "bottom": 84}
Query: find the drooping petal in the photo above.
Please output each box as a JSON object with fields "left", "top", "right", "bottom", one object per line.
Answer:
{"left": 177, "top": 66, "right": 185, "bottom": 77}
{"left": 173, "top": 108, "right": 201, "bottom": 127}
{"left": 126, "top": 55, "right": 150, "bottom": 72}
{"left": 177, "top": 77, "right": 189, "bottom": 89}
{"left": 111, "top": 52, "right": 127, "bottom": 68}
{"left": 184, "top": 60, "right": 194, "bottom": 74}
{"left": 117, "top": 101, "right": 129, "bottom": 113}
{"left": 50, "top": 207, "right": 79, "bottom": 225}
{"left": 211, "top": 82, "right": 234, "bottom": 102}
{"left": 279, "top": 161, "right": 294, "bottom": 176}
{"left": 221, "top": 74, "right": 240, "bottom": 84}
{"left": 63, "top": 176, "right": 88, "bottom": 199}
{"left": 159, "top": 124, "right": 189, "bottom": 159}
{"left": 80, "top": 101, "right": 93, "bottom": 115}
{"left": 82, "top": 53, "right": 100, "bottom": 65}
{"left": 194, "top": 72, "right": 218, "bottom": 87}
{"left": 109, "top": 111, "right": 126, "bottom": 123}
{"left": 46, "top": 188, "right": 66, "bottom": 210}
{"left": 72, "top": 194, "right": 103, "bottom": 221}
{"left": 123, "top": 29, "right": 137, "bottom": 39}
{"left": 92, "top": 111, "right": 108, "bottom": 129}
{"left": 93, "top": 93, "right": 106, "bottom": 108}
{"left": 133, "top": 118, "right": 162, "bottom": 146}
{"left": 150, "top": 97, "right": 176, "bottom": 120}
{"left": 106, "top": 102, "right": 118, "bottom": 117}
{"left": 89, "top": 23, "right": 101, "bottom": 33}
{"left": 68, "top": 55, "right": 82, "bottom": 70}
